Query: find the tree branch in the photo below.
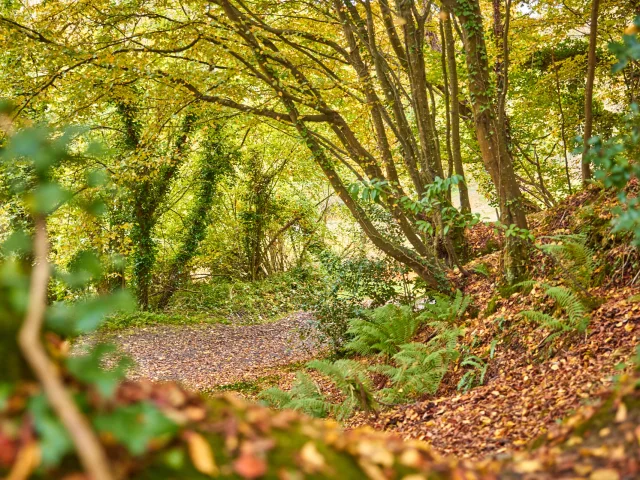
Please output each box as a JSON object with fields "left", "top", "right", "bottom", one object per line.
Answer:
{"left": 18, "top": 216, "right": 114, "bottom": 480}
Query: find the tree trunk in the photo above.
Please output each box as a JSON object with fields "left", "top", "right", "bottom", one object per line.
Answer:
{"left": 582, "top": 0, "right": 600, "bottom": 184}
{"left": 445, "top": 0, "right": 529, "bottom": 282}
{"left": 442, "top": 8, "right": 471, "bottom": 213}
{"left": 156, "top": 139, "right": 229, "bottom": 309}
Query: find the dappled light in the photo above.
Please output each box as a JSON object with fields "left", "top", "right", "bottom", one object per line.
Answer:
{"left": 1, "top": 1, "right": 639, "bottom": 479}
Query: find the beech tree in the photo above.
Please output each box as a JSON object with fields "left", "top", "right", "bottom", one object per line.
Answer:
{"left": 443, "top": 0, "right": 528, "bottom": 280}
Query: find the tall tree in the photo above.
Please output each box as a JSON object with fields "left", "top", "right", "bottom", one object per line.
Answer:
{"left": 582, "top": 0, "right": 600, "bottom": 184}
{"left": 444, "top": 0, "right": 529, "bottom": 281}
{"left": 157, "top": 128, "right": 233, "bottom": 309}
{"left": 442, "top": 8, "right": 471, "bottom": 213}
{"left": 116, "top": 100, "right": 197, "bottom": 310}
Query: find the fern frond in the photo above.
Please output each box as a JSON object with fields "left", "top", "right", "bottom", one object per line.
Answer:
{"left": 344, "top": 304, "right": 422, "bottom": 357}
{"left": 538, "top": 234, "right": 596, "bottom": 289}
{"left": 258, "top": 387, "right": 292, "bottom": 409}
{"left": 418, "top": 291, "right": 471, "bottom": 323}
{"left": 288, "top": 397, "right": 328, "bottom": 418}
{"left": 512, "top": 279, "right": 540, "bottom": 293}
{"left": 545, "top": 286, "right": 587, "bottom": 324}
{"left": 520, "top": 310, "right": 566, "bottom": 330}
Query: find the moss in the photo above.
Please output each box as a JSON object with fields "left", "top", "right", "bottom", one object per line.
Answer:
{"left": 483, "top": 296, "right": 499, "bottom": 316}
{"left": 101, "top": 311, "right": 230, "bottom": 331}
{"left": 211, "top": 380, "right": 263, "bottom": 397}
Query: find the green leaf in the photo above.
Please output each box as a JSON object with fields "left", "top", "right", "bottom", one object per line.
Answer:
{"left": 46, "top": 289, "right": 135, "bottom": 335}
{"left": 59, "top": 249, "right": 103, "bottom": 289}
{"left": 1, "top": 230, "right": 31, "bottom": 256}
{"left": 28, "top": 394, "right": 73, "bottom": 466}
{"left": 93, "top": 402, "right": 177, "bottom": 455}
{"left": 66, "top": 344, "right": 132, "bottom": 398}
{"left": 0, "top": 383, "right": 13, "bottom": 411}
{"left": 30, "top": 183, "right": 72, "bottom": 214}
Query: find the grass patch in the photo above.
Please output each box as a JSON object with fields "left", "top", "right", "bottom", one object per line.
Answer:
{"left": 207, "top": 374, "right": 284, "bottom": 398}
{"left": 101, "top": 271, "right": 320, "bottom": 331}
{"left": 101, "top": 311, "right": 230, "bottom": 331}
{"left": 213, "top": 380, "right": 263, "bottom": 396}
{"left": 162, "top": 270, "right": 320, "bottom": 324}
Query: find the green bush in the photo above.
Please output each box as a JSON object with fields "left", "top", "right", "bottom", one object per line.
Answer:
{"left": 305, "top": 251, "right": 406, "bottom": 352}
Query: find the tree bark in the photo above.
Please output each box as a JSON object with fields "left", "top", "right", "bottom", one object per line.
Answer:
{"left": 442, "top": 8, "right": 471, "bottom": 213}
{"left": 582, "top": 0, "right": 600, "bottom": 184}
{"left": 445, "top": 0, "right": 529, "bottom": 282}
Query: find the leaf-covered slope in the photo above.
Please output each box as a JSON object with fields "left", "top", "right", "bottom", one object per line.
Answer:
{"left": 2, "top": 374, "right": 639, "bottom": 479}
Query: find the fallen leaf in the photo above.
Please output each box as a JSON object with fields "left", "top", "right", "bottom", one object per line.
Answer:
{"left": 186, "top": 431, "right": 218, "bottom": 477}
{"left": 234, "top": 452, "right": 267, "bottom": 479}
{"left": 6, "top": 442, "right": 40, "bottom": 480}
{"left": 300, "top": 441, "right": 326, "bottom": 472}
{"left": 589, "top": 468, "right": 620, "bottom": 480}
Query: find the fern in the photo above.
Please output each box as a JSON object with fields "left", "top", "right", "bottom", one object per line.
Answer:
{"left": 538, "top": 234, "right": 597, "bottom": 290}
{"left": 344, "top": 304, "right": 421, "bottom": 357}
{"left": 457, "top": 355, "right": 488, "bottom": 393}
{"left": 306, "top": 359, "right": 376, "bottom": 420}
{"left": 472, "top": 263, "right": 490, "bottom": 277}
{"left": 513, "top": 279, "right": 538, "bottom": 294}
{"left": 545, "top": 286, "right": 588, "bottom": 323}
{"left": 519, "top": 284, "right": 589, "bottom": 345}
{"left": 259, "top": 372, "right": 329, "bottom": 418}
{"left": 374, "top": 327, "right": 461, "bottom": 402}
{"left": 258, "top": 386, "right": 292, "bottom": 410}
{"left": 418, "top": 290, "right": 471, "bottom": 323}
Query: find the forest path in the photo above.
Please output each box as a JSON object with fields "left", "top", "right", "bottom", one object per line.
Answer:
{"left": 76, "top": 312, "right": 323, "bottom": 391}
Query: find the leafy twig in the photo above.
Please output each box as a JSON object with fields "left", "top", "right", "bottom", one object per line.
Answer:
{"left": 18, "top": 216, "right": 114, "bottom": 480}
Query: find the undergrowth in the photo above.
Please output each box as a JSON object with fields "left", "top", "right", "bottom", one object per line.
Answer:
{"left": 260, "top": 293, "right": 470, "bottom": 419}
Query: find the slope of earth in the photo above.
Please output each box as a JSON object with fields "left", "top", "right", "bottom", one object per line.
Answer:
{"left": 74, "top": 312, "right": 324, "bottom": 391}
{"left": 349, "top": 185, "right": 640, "bottom": 460}
{"left": 353, "top": 285, "right": 639, "bottom": 459}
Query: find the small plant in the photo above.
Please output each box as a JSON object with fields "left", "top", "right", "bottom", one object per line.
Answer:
{"left": 457, "top": 355, "right": 488, "bottom": 393}
{"left": 374, "top": 325, "right": 462, "bottom": 402}
{"left": 418, "top": 290, "right": 471, "bottom": 323}
{"left": 258, "top": 372, "right": 328, "bottom": 418}
{"left": 344, "top": 304, "right": 421, "bottom": 358}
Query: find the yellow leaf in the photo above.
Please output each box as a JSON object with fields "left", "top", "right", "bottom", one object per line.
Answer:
{"left": 513, "top": 459, "right": 542, "bottom": 473}
{"left": 300, "top": 441, "right": 326, "bottom": 472}
{"left": 187, "top": 432, "right": 218, "bottom": 477}
{"left": 615, "top": 402, "right": 627, "bottom": 423}
{"left": 590, "top": 469, "right": 620, "bottom": 480}
{"left": 7, "top": 442, "right": 40, "bottom": 480}
{"left": 625, "top": 23, "right": 639, "bottom": 35}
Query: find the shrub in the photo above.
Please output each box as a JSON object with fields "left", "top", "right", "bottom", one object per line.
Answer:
{"left": 344, "top": 304, "right": 421, "bottom": 358}
{"left": 374, "top": 324, "right": 462, "bottom": 402}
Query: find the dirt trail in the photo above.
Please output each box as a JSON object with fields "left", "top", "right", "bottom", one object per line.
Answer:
{"left": 75, "top": 312, "right": 322, "bottom": 391}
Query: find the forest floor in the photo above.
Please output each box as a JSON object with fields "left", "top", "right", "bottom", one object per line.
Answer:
{"left": 73, "top": 186, "right": 640, "bottom": 465}
{"left": 342, "top": 185, "right": 640, "bottom": 459}
{"left": 74, "top": 311, "right": 325, "bottom": 391}
{"left": 348, "top": 283, "right": 640, "bottom": 459}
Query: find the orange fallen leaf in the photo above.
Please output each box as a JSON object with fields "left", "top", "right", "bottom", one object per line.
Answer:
{"left": 234, "top": 452, "right": 267, "bottom": 479}
{"left": 6, "top": 442, "right": 40, "bottom": 480}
